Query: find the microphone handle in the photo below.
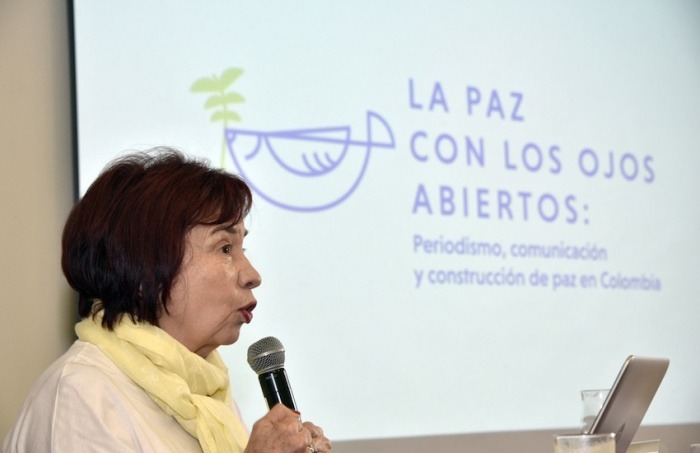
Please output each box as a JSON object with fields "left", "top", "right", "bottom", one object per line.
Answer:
{"left": 259, "top": 368, "right": 298, "bottom": 411}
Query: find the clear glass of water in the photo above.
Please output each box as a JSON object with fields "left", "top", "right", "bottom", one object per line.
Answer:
{"left": 580, "top": 389, "right": 609, "bottom": 433}
{"left": 554, "top": 433, "right": 615, "bottom": 453}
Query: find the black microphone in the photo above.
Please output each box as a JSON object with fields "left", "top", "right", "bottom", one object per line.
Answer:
{"left": 247, "top": 336, "right": 298, "bottom": 411}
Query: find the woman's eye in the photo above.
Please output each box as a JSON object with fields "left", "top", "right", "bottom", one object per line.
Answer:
{"left": 221, "top": 245, "right": 231, "bottom": 254}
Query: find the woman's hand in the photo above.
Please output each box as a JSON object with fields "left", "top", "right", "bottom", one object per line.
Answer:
{"left": 302, "top": 420, "right": 332, "bottom": 453}
{"left": 245, "top": 404, "right": 332, "bottom": 453}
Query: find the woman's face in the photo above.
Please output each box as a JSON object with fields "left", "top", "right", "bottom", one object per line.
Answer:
{"left": 159, "top": 221, "right": 261, "bottom": 357}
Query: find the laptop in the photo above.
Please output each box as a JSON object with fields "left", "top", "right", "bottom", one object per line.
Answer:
{"left": 586, "top": 355, "right": 670, "bottom": 453}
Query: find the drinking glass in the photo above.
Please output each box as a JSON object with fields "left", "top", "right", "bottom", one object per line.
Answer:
{"left": 554, "top": 433, "right": 615, "bottom": 453}
{"left": 581, "top": 389, "right": 609, "bottom": 432}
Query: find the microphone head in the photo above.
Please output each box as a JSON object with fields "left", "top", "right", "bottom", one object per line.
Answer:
{"left": 247, "top": 336, "right": 286, "bottom": 375}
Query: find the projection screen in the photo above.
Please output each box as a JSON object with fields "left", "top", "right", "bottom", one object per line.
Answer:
{"left": 70, "top": 0, "right": 700, "bottom": 444}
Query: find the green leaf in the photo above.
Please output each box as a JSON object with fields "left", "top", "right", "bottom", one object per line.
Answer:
{"left": 204, "top": 92, "right": 245, "bottom": 108}
{"left": 218, "top": 67, "right": 244, "bottom": 90}
{"left": 210, "top": 110, "right": 242, "bottom": 122}
{"left": 190, "top": 77, "right": 221, "bottom": 93}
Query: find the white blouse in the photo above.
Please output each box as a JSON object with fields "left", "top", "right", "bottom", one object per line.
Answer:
{"left": 3, "top": 340, "right": 246, "bottom": 452}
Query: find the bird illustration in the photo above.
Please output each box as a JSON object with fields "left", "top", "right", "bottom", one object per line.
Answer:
{"left": 226, "top": 111, "right": 395, "bottom": 212}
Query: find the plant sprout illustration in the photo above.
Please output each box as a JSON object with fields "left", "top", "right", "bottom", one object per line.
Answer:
{"left": 190, "top": 67, "right": 245, "bottom": 167}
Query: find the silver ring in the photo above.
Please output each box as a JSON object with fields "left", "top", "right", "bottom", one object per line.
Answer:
{"left": 308, "top": 445, "right": 318, "bottom": 453}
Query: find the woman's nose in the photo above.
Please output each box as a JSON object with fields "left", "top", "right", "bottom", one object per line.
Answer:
{"left": 241, "top": 258, "right": 262, "bottom": 289}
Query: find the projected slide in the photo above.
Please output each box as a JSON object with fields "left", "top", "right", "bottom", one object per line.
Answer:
{"left": 72, "top": 1, "right": 700, "bottom": 441}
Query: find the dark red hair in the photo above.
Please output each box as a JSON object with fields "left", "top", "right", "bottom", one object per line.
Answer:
{"left": 62, "top": 148, "right": 252, "bottom": 329}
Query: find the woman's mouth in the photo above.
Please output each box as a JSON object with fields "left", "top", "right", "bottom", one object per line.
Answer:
{"left": 239, "top": 301, "right": 257, "bottom": 324}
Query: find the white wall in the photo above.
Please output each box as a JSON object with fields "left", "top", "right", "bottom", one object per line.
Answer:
{"left": 0, "top": 0, "right": 75, "bottom": 438}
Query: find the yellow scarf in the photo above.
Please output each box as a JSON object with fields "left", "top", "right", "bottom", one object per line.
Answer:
{"left": 75, "top": 312, "right": 249, "bottom": 453}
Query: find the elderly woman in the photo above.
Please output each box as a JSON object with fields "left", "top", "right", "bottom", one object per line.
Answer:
{"left": 3, "top": 149, "right": 331, "bottom": 453}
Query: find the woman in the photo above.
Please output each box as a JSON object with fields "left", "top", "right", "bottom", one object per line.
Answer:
{"left": 3, "top": 149, "right": 332, "bottom": 453}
